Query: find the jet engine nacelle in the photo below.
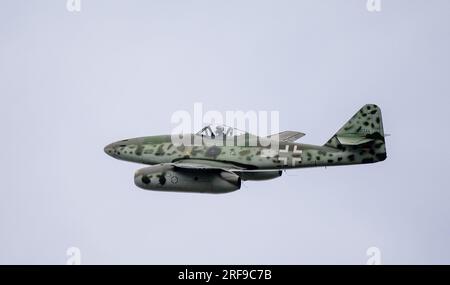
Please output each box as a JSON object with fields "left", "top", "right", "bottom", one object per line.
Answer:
{"left": 134, "top": 165, "right": 241, "bottom": 194}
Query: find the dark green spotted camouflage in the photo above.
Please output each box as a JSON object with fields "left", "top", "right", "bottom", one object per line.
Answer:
{"left": 105, "top": 104, "right": 387, "bottom": 170}
{"left": 105, "top": 104, "right": 387, "bottom": 193}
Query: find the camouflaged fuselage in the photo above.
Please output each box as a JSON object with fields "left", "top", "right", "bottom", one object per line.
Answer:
{"left": 104, "top": 132, "right": 386, "bottom": 170}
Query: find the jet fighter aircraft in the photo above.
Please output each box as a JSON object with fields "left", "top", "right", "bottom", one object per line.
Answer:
{"left": 104, "top": 104, "right": 387, "bottom": 193}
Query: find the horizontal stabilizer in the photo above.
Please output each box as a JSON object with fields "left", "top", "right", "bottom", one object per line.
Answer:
{"left": 336, "top": 136, "right": 374, "bottom": 145}
{"left": 268, "top": 131, "right": 305, "bottom": 142}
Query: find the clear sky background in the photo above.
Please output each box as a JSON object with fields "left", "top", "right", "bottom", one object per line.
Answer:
{"left": 1, "top": 0, "right": 449, "bottom": 264}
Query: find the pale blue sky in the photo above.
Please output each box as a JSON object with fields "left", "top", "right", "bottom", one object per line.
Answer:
{"left": 1, "top": 0, "right": 449, "bottom": 264}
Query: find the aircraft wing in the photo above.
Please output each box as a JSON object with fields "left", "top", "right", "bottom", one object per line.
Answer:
{"left": 268, "top": 131, "right": 305, "bottom": 142}
{"left": 171, "top": 159, "right": 280, "bottom": 173}
{"left": 171, "top": 159, "right": 245, "bottom": 172}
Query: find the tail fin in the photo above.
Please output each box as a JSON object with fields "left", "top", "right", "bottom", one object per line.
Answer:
{"left": 325, "top": 104, "right": 387, "bottom": 162}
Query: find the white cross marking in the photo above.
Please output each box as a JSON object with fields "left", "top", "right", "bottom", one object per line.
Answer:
{"left": 278, "top": 157, "right": 288, "bottom": 165}
{"left": 279, "top": 145, "right": 289, "bottom": 153}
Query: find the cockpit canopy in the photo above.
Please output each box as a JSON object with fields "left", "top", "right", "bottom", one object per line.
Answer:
{"left": 196, "top": 124, "right": 247, "bottom": 139}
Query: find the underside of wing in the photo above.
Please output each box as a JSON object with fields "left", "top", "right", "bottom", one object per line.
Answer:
{"left": 171, "top": 159, "right": 245, "bottom": 172}
{"left": 171, "top": 159, "right": 282, "bottom": 181}
{"left": 268, "top": 131, "right": 305, "bottom": 142}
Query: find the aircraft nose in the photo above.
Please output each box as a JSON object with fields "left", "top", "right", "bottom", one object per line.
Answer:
{"left": 104, "top": 143, "right": 115, "bottom": 156}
